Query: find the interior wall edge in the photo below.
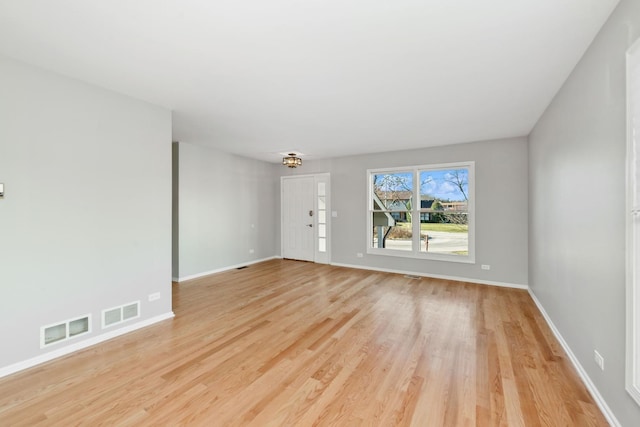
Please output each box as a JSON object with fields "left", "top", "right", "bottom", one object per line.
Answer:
{"left": 330, "top": 262, "right": 528, "bottom": 290}
{"left": 175, "top": 256, "right": 281, "bottom": 283}
{"left": 527, "top": 289, "right": 621, "bottom": 427}
{"left": 0, "top": 312, "right": 175, "bottom": 380}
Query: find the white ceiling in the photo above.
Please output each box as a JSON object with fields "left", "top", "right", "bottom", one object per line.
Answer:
{"left": 0, "top": 0, "right": 619, "bottom": 162}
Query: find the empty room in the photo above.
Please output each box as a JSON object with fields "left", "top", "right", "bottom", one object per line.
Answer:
{"left": 1, "top": 0, "right": 640, "bottom": 425}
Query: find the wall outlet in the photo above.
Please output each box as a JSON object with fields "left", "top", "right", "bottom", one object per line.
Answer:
{"left": 148, "top": 292, "right": 161, "bottom": 302}
{"left": 594, "top": 350, "right": 604, "bottom": 370}
{"left": 356, "top": 253, "right": 363, "bottom": 258}
{"left": 481, "top": 264, "right": 491, "bottom": 270}
{"left": 249, "top": 249, "right": 255, "bottom": 254}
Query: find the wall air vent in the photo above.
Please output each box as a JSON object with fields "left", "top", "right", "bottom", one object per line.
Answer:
{"left": 104, "top": 308, "right": 122, "bottom": 327}
{"left": 102, "top": 301, "right": 140, "bottom": 329}
{"left": 122, "top": 302, "right": 139, "bottom": 320}
{"left": 69, "top": 317, "right": 89, "bottom": 337}
{"left": 41, "top": 314, "right": 91, "bottom": 347}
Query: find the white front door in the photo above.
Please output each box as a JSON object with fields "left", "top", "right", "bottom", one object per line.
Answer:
{"left": 282, "top": 176, "right": 315, "bottom": 261}
{"left": 281, "top": 174, "right": 331, "bottom": 263}
{"left": 626, "top": 39, "right": 640, "bottom": 405}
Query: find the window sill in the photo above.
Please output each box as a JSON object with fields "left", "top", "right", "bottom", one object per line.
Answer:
{"left": 367, "top": 247, "right": 475, "bottom": 264}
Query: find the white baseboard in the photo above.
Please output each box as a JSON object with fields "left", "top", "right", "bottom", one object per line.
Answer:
{"left": 0, "top": 312, "right": 175, "bottom": 379}
{"left": 527, "top": 290, "right": 620, "bottom": 427}
{"left": 176, "top": 256, "right": 279, "bottom": 282}
{"left": 330, "top": 262, "right": 528, "bottom": 290}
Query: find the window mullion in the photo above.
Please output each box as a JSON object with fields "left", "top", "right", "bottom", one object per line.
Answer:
{"left": 412, "top": 168, "right": 420, "bottom": 254}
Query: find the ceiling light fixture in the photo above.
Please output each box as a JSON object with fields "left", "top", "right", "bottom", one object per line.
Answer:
{"left": 282, "top": 153, "right": 302, "bottom": 168}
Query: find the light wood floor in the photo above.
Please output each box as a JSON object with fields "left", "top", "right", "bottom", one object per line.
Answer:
{"left": 0, "top": 260, "right": 607, "bottom": 426}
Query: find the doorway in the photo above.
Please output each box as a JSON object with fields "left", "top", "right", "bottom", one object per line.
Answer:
{"left": 281, "top": 174, "right": 330, "bottom": 263}
{"left": 626, "top": 37, "right": 640, "bottom": 407}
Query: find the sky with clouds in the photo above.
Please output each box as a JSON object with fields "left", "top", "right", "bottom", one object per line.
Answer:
{"left": 374, "top": 169, "right": 468, "bottom": 201}
{"left": 420, "top": 169, "right": 468, "bottom": 201}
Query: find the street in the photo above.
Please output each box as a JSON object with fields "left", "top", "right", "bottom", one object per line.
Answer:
{"left": 374, "top": 230, "right": 468, "bottom": 254}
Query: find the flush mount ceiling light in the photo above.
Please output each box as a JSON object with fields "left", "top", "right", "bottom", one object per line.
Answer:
{"left": 282, "top": 153, "right": 302, "bottom": 168}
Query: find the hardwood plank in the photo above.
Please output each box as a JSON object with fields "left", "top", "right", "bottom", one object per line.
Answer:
{"left": 0, "top": 259, "right": 609, "bottom": 426}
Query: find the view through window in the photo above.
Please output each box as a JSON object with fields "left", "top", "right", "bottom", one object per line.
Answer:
{"left": 368, "top": 162, "right": 474, "bottom": 262}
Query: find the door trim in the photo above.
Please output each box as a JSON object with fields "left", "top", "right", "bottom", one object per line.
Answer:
{"left": 626, "top": 37, "right": 640, "bottom": 407}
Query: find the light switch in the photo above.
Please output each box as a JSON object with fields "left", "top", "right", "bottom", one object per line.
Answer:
{"left": 0, "top": 183, "right": 4, "bottom": 199}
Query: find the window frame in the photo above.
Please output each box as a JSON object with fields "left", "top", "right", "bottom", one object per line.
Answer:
{"left": 366, "top": 161, "right": 475, "bottom": 264}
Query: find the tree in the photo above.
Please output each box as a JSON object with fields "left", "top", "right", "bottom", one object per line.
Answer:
{"left": 444, "top": 170, "right": 468, "bottom": 201}
{"left": 431, "top": 200, "right": 443, "bottom": 211}
{"left": 373, "top": 173, "right": 413, "bottom": 222}
{"left": 443, "top": 170, "right": 468, "bottom": 225}
{"left": 428, "top": 199, "right": 446, "bottom": 223}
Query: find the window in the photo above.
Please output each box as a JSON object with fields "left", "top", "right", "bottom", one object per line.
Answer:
{"left": 318, "top": 181, "right": 327, "bottom": 253}
{"left": 367, "top": 162, "right": 474, "bottom": 263}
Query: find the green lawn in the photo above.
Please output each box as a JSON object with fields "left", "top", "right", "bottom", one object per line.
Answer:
{"left": 394, "top": 222, "right": 468, "bottom": 233}
{"left": 420, "top": 223, "right": 468, "bottom": 233}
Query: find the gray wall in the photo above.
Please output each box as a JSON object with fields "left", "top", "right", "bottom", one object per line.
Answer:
{"left": 176, "top": 142, "right": 279, "bottom": 279}
{"left": 529, "top": 0, "right": 640, "bottom": 424}
{"left": 0, "top": 57, "right": 173, "bottom": 369}
{"left": 281, "top": 137, "right": 529, "bottom": 286}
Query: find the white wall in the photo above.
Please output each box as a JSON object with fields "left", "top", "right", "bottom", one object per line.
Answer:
{"left": 281, "top": 137, "right": 529, "bottom": 287}
{"left": 529, "top": 0, "right": 640, "bottom": 424}
{"left": 0, "top": 57, "right": 173, "bottom": 371}
{"left": 176, "top": 142, "right": 279, "bottom": 279}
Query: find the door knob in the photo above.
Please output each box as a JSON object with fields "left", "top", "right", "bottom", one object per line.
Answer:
{"left": 307, "top": 224, "right": 313, "bottom": 227}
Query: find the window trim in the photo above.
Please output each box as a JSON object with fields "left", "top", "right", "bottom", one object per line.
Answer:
{"left": 366, "top": 161, "right": 475, "bottom": 264}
